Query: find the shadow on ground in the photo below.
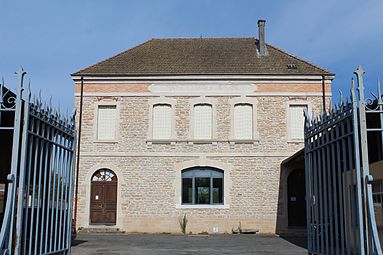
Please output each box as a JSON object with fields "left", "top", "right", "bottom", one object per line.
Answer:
{"left": 279, "top": 236, "right": 307, "bottom": 249}
{"left": 71, "top": 239, "right": 87, "bottom": 246}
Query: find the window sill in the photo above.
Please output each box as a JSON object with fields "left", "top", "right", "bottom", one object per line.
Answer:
{"left": 176, "top": 204, "right": 230, "bottom": 209}
{"left": 93, "top": 140, "right": 118, "bottom": 144}
{"left": 229, "top": 139, "right": 259, "bottom": 144}
{"left": 146, "top": 139, "right": 259, "bottom": 145}
{"left": 287, "top": 139, "right": 304, "bottom": 144}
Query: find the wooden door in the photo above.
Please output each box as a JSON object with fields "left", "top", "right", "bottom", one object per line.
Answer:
{"left": 90, "top": 181, "right": 117, "bottom": 224}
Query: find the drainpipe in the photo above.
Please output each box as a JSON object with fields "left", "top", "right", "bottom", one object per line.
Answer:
{"left": 74, "top": 76, "right": 84, "bottom": 231}
{"left": 322, "top": 75, "right": 326, "bottom": 111}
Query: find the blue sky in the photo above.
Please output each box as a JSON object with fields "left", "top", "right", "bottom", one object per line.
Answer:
{"left": 1, "top": 0, "right": 382, "bottom": 110}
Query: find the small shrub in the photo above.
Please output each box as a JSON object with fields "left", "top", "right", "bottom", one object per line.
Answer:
{"left": 179, "top": 214, "right": 188, "bottom": 234}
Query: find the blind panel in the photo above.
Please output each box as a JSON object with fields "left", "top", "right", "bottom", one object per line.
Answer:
{"left": 194, "top": 104, "right": 212, "bottom": 139}
{"left": 289, "top": 105, "right": 307, "bottom": 139}
{"left": 234, "top": 104, "right": 253, "bottom": 139}
{"left": 97, "top": 105, "right": 116, "bottom": 140}
{"left": 152, "top": 104, "right": 172, "bottom": 139}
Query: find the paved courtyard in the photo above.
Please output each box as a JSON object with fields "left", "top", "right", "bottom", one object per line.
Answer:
{"left": 71, "top": 234, "right": 307, "bottom": 255}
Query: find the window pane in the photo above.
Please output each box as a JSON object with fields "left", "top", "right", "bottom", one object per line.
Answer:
{"left": 194, "top": 104, "right": 212, "bottom": 139}
{"left": 195, "top": 177, "right": 210, "bottom": 204}
{"left": 97, "top": 105, "right": 116, "bottom": 140}
{"left": 182, "top": 178, "right": 193, "bottom": 204}
{"left": 153, "top": 104, "right": 172, "bottom": 139}
{"left": 289, "top": 105, "right": 307, "bottom": 139}
{"left": 234, "top": 104, "right": 253, "bottom": 139}
{"left": 372, "top": 180, "right": 381, "bottom": 193}
{"left": 213, "top": 178, "right": 223, "bottom": 204}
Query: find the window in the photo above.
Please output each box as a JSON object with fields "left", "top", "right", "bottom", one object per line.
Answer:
{"left": 97, "top": 105, "right": 116, "bottom": 140}
{"left": 372, "top": 180, "right": 383, "bottom": 204}
{"left": 181, "top": 167, "right": 223, "bottom": 205}
{"left": 289, "top": 104, "right": 308, "bottom": 140}
{"left": 92, "top": 169, "right": 117, "bottom": 182}
{"left": 194, "top": 104, "right": 212, "bottom": 139}
{"left": 234, "top": 104, "right": 253, "bottom": 139}
{"left": 152, "top": 104, "right": 172, "bottom": 139}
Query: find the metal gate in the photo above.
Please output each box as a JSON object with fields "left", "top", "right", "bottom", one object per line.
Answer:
{"left": 0, "top": 68, "right": 76, "bottom": 255}
{"left": 304, "top": 67, "right": 382, "bottom": 254}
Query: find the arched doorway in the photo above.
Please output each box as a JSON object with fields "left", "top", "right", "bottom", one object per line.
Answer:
{"left": 90, "top": 169, "right": 117, "bottom": 225}
{"left": 287, "top": 169, "right": 307, "bottom": 227}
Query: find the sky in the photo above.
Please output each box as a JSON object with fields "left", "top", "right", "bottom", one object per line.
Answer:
{"left": 1, "top": 0, "right": 383, "bottom": 111}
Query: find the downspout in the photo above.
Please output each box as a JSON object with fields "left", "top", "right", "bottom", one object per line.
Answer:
{"left": 74, "top": 76, "right": 84, "bottom": 231}
{"left": 322, "top": 75, "right": 326, "bottom": 111}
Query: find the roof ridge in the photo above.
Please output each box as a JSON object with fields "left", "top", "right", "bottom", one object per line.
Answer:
{"left": 71, "top": 39, "right": 154, "bottom": 76}
{"left": 266, "top": 43, "right": 333, "bottom": 75}
{"left": 151, "top": 37, "right": 255, "bottom": 40}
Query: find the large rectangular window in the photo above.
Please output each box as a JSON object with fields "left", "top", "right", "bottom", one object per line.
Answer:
{"left": 194, "top": 104, "right": 212, "bottom": 139}
{"left": 152, "top": 104, "right": 172, "bottom": 139}
{"left": 289, "top": 105, "right": 307, "bottom": 140}
{"left": 97, "top": 105, "right": 116, "bottom": 140}
{"left": 234, "top": 104, "right": 253, "bottom": 139}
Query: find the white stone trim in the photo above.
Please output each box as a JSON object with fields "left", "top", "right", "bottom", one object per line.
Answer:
{"left": 84, "top": 164, "right": 126, "bottom": 229}
{"left": 228, "top": 97, "right": 259, "bottom": 141}
{"left": 76, "top": 92, "right": 332, "bottom": 97}
{"left": 79, "top": 152, "right": 296, "bottom": 157}
{"left": 189, "top": 97, "right": 218, "bottom": 140}
{"left": 174, "top": 158, "right": 232, "bottom": 209}
{"left": 93, "top": 99, "right": 120, "bottom": 143}
{"left": 147, "top": 97, "right": 177, "bottom": 140}
{"left": 286, "top": 101, "right": 312, "bottom": 142}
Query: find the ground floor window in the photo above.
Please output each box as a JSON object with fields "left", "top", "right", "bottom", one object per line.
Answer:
{"left": 182, "top": 167, "right": 223, "bottom": 205}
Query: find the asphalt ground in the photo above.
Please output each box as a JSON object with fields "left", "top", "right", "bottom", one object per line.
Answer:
{"left": 71, "top": 233, "right": 307, "bottom": 255}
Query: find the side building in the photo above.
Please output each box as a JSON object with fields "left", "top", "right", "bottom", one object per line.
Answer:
{"left": 72, "top": 21, "right": 333, "bottom": 235}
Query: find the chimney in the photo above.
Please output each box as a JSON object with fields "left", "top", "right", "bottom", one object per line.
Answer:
{"left": 257, "top": 20, "right": 268, "bottom": 56}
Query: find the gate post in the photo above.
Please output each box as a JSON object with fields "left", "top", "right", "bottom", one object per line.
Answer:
{"left": 14, "top": 81, "right": 31, "bottom": 255}
{"left": 355, "top": 66, "right": 383, "bottom": 254}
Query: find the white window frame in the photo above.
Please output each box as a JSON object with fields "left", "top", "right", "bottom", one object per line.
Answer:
{"left": 148, "top": 97, "right": 176, "bottom": 141}
{"left": 286, "top": 101, "right": 311, "bottom": 142}
{"left": 189, "top": 97, "right": 217, "bottom": 142}
{"left": 93, "top": 100, "right": 120, "bottom": 142}
{"left": 175, "top": 158, "right": 232, "bottom": 209}
{"left": 228, "top": 97, "right": 258, "bottom": 142}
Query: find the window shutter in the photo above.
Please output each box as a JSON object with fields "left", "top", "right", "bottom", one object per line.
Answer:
{"left": 289, "top": 105, "right": 307, "bottom": 139}
{"left": 234, "top": 104, "right": 253, "bottom": 139}
{"left": 194, "top": 104, "right": 212, "bottom": 139}
{"left": 97, "top": 105, "right": 116, "bottom": 140}
{"left": 152, "top": 104, "right": 172, "bottom": 139}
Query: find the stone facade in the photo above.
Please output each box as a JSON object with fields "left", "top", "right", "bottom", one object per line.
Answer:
{"left": 74, "top": 79, "right": 332, "bottom": 234}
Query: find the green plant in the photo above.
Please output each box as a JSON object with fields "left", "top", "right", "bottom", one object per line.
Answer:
{"left": 199, "top": 231, "right": 209, "bottom": 235}
{"left": 179, "top": 214, "right": 188, "bottom": 234}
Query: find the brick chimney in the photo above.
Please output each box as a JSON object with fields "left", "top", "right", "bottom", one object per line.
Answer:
{"left": 257, "top": 20, "right": 268, "bottom": 56}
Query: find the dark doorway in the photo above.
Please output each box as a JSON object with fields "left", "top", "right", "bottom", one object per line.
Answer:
{"left": 90, "top": 169, "right": 117, "bottom": 225}
{"left": 287, "top": 169, "right": 307, "bottom": 227}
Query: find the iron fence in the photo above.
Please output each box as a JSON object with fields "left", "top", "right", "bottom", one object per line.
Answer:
{"left": 304, "top": 67, "right": 382, "bottom": 254}
{"left": 0, "top": 68, "right": 76, "bottom": 255}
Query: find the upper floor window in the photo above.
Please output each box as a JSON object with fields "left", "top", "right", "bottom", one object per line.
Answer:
{"left": 97, "top": 105, "right": 116, "bottom": 140}
{"left": 289, "top": 104, "right": 308, "bottom": 140}
{"left": 152, "top": 104, "right": 172, "bottom": 139}
{"left": 194, "top": 104, "right": 212, "bottom": 139}
{"left": 234, "top": 103, "right": 253, "bottom": 139}
{"left": 182, "top": 167, "right": 224, "bottom": 205}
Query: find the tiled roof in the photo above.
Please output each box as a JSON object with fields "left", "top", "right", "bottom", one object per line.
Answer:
{"left": 73, "top": 38, "right": 333, "bottom": 76}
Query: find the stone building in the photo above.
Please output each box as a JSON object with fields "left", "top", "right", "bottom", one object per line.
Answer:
{"left": 71, "top": 20, "right": 333, "bottom": 235}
